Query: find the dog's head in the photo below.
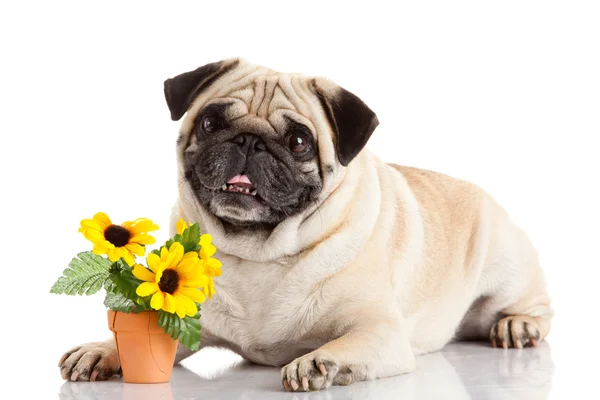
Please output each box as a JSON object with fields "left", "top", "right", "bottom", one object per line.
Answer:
{"left": 165, "top": 58, "right": 378, "bottom": 228}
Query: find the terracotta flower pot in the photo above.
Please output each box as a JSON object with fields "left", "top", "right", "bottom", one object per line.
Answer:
{"left": 107, "top": 310, "right": 178, "bottom": 384}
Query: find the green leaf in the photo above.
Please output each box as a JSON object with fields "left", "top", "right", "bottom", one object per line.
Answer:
{"left": 50, "top": 251, "right": 112, "bottom": 295}
{"left": 157, "top": 310, "right": 202, "bottom": 351}
{"left": 105, "top": 259, "right": 144, "bottom": 301}
{"left": 103, "top": 292, "right": 146, "bottom": 313}
{"left": 182, "top": 224, "right": 201, "bottom": 250}
{"left": 179, "top": 314, "right": 201, "bottom": 351}
{"left": 158, "top": 310, "right": 179, "bottom": 339}
{"left": 166, "top": 224, "right": 201, "bottom": 253}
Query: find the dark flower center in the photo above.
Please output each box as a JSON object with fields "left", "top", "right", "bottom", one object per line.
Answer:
{"left": 104, "top": 225, "right": 131, "bottom": 247}
{"left": 158, "top": 269, "right": 180, "bottom": 294}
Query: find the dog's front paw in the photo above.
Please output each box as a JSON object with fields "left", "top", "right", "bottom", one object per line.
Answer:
{"left": 59, "top": 341, "right": 121, "bottom": 381}
{"left": 281, "top": 351, "right": 340, "bottom": 392}
{"left": 490, "top": 315, "right": 541, "bottom": 349}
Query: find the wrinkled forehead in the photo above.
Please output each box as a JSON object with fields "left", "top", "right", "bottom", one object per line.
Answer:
{"left": 179, "top": 67, "right": 323, "bottom": 137}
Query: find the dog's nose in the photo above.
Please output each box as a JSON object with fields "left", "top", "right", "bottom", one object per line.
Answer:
{"left": 233, "top": 133, "right": 266, "bottom": 152}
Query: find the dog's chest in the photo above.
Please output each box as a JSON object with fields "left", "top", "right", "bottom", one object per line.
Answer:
{"left": 201, "top": 255, "right": 327, "bottom": 364}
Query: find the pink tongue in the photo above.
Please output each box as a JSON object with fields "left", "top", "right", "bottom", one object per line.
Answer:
{"left": 227, "top": 175, "right": 252, "bottom": 185}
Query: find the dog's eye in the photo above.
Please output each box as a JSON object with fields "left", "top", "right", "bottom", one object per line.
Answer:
{"left": 201, "top": 116, "right": 219, "bottom": 134}
{"left": 287, "top": 133, "right": 309, "bottom": 153}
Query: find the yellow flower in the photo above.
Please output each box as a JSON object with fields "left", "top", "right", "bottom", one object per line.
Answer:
{"left": 198, "top": 234, "right": 221, "bottom": 299}
{"left": 133, "top": 242, "right": 208, "bottom": 318}
{"left": 205, "top": 278, "right": 217, "bottom": 299}
{"left": 176, "top": 218, "right": 221, "bottom": 299}
{"left": 175, "top": 218, "right": 191, "bottom": 235}
{"left": 79, "top": 212, "right": 159, "bottom": 266}
{"left": 199, "top": 234, "right": 217, "bottom": 260}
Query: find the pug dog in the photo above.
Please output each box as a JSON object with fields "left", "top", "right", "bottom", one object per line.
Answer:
{"left": 58, "top": 58, "right": 553, "bottom": 391}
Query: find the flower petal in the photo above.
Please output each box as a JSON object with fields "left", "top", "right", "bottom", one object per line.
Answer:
{"left": 205, "top": 278, "right": 216, "bottom": 299}
{"left": 205, "top": 259, "right": 221, "bottom": 271}
{"left": 93, "top": 212, "right": 112, "bottom": 227}
{"left": 178, "top": 266, "right": 203, "bottom": 282}
{"left": 136, "top": 282, "right": 159, "bottom": 297}
{"left": 150, "top": 291, "right": 165, "bottom": 310}
{"left": 163, "top": 293, "right": 176, "bottom": 313}
{"left": 132, "top": 264, "right": 156, "bottom": 282}
{"left": 182, "top": 251, "right": 198, "bottom": 260}
{"left": 172, "top": 296, "right": 187, "bottom": 318}
{"left": 176, "top": 255, "right": 200, "bottom": 274}
{"left": 92, "top": 243, "right": 109, "bottom": 255}
{"left": 179, "top": 287, "right": 206, "bottom": 304}
{"left": 199, "top": 244, "right": 216, "bottom": 259}
{"left": 127, "top": 218, "right": 160, "bottom": 235}
{"left": 80, "top": 219, "right": 105, "bottom": 231}
{"left": 130, "top": 233, "right": 156, "bottom": 246}
{"left": 160, "top": 247, "right": 169, "bottom": 263}
{"left": 206, "top": 257, "right": 222, "bottom": 268}
{"left": 176, "top": 218, "right": 188, "bottom": 235}
{"left": 81, "top": 229, "right": 105, "bottom": 243}
{"left": 199, "top": 234, "right": 212, "bottom": 247}
{"left": 166, "top": 242, "right": 184, "bottom": 267}
{"left": 147, "top": 253, "right": 161, "bottom": 273}
{"left": 94, "top": 239, "right": 114, "bottom": 250}
{"left": 125, "top": 242, "right": 145, "bottom": 256}
{"left": 201, "top": 257, "right": 222, "bottom": 277}
{"left": 175, "top": 292, "right": 198, "bottom": 316}
{"left": 155, "top": 264, "right": 165, "bottom": 283}
{"left": 181, "top": 275, "right": 209, "bottom": 289}
{"left": 114, "top": 247, "right": 128, "bottom": 260}
{"left": 107, "top": 248, "right": 120, "bottom": 262}
{"left": 123, "top": 251, "right": 135, "bottom": 266}
{"left": 208, "top": 268, "right": 222, "bottom": 278}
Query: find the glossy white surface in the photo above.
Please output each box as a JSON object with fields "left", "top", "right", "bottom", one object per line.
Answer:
{"left": 55, "top": 342, "right": 559, "bottom": 400}
{"left": 3, "top": 2, "right": 599, "bottom": 400}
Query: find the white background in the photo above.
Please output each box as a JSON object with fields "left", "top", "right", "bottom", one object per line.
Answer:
{"left": 0, "top": 1, "right": 599, "bottom": 397}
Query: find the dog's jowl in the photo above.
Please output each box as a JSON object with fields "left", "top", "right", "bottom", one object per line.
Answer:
{"left": 59, "top": 58, "right": 552, "bottom": 392}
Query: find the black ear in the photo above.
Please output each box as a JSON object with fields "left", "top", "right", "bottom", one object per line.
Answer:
{"left": 313, "top": 79, "right": 379, "bottom": 166}
{"left": 164, "top": 59, "right": 239, "bottom": 121}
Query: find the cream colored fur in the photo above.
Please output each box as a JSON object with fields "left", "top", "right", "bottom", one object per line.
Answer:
{"left": 59, "top": 59, "right": 552, "bottom": 391}
{"left": 172, "top": 59, "right": 553, "bottom": 389}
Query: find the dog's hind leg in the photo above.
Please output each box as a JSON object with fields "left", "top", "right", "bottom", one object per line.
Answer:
{"left": 488, "top": 260, "right": 553, "bottom": 348}
{"left": 457, "top": 197, "right": 553, "bottom": 349}
{"left": 458, "top": 214, "right": 553, "bottom": 348}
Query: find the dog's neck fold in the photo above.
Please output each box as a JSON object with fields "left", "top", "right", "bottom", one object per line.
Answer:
{"left": 175, "top": 151, "right": 381, "bottom": 264}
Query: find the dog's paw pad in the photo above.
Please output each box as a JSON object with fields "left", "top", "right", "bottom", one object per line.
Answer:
{"left": 59, "top": 342, "right": 121, "bottom": 381}
{"left": 490, "top": 316, "right": 541, "bottom": 349}
{"left": 281, "top": 351, "right": 340, "bottom": 392}
{"left": 333, "top": 365, "right": 368, "bottom": 386}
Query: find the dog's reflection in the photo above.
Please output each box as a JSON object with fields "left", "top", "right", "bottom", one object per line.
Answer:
{"left": 447, "top": 342, "right": 554, "bottom": 400}
{"left": 317, "top": 342, "right": 554, "bottom": 400}
{"left": 59, "top": 343, "right": 554, "bottom": 400}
